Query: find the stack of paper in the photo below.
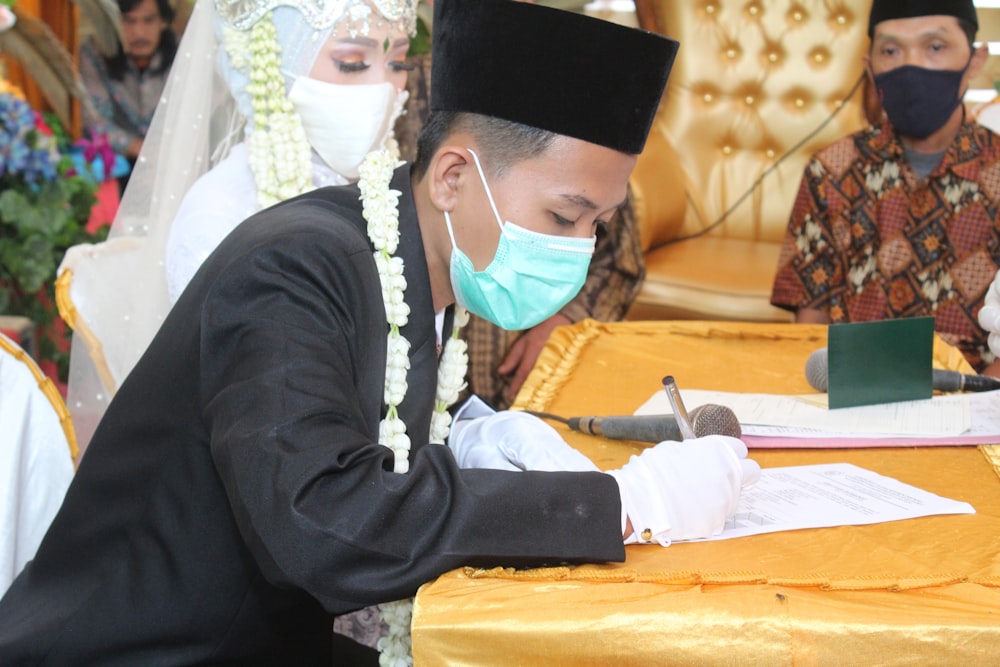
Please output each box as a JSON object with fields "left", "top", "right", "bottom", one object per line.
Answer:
{"left": 686, "top": 463, "right": 974, "bottom": 542}
{"left": 635, "top": 388, "right": 1000, "bottom": 448}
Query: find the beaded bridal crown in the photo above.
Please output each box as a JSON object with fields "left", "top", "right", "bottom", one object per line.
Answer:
{"left": 216, "top": 0, "right": 417, "bottom": 34}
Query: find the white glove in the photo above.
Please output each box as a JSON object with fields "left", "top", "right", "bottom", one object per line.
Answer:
{"left": 607, "top": 435, "right": 760, "bottom": 546}
{"left": 448, "top": 410, "right": 599, "bottom": 472}
{"left": 978, "top": 270, "right": 1000, "bottom": 358}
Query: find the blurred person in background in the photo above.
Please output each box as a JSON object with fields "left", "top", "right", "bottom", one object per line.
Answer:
{"left": 79, "top": 0, "right": 177, "bottom": 190}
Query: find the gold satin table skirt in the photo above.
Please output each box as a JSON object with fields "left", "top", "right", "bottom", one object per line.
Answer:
{"left": 412, "top": 321, "right": 1000, "bottom": 666}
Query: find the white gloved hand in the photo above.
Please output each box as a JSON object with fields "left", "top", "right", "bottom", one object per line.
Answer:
{"left": 448, "top": 410, "right": 599, "bottom": 472}
{"left": 606, "top": 435, "right": 761, "bottom": 546}
{"left": 978, "top": 270, "right": 1000, "bottom": 358}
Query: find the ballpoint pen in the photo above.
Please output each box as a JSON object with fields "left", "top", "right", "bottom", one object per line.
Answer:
{"left": 662, "top": 375, "right": 697, "bottom": 440}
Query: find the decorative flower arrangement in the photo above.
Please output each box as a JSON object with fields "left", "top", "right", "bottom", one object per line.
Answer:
{"left": 358, "top": 148, "right": 469, "bottom": 666}
{"left": 430, "top": 307, "right": 469, "bottom": 443}
{"left": 0, "top": 85, "right": 108, "bottom": 382}
{"left": 408, "top": 1, "right": 432, "bottom": 56}
{"left": 234, "top": 14, "right": 313, "bottom": 208}
{"left": 0, "top": 2, "right": 14, "bottom": 32}
{"left": 376, "top": 598, "right": 413, "bottom": 667}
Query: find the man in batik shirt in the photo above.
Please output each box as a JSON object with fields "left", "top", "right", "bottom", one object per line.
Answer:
{"left": 79, "top": 0, "right": 177, "bottom": 169}
{"left": 771, "top": 0, "right": 1000, "bottom": 375}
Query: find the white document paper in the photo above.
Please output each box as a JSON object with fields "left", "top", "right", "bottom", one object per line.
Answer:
{"left": 684, "top": 463, "right": 975, "bottom": 543}
{"left": 635, "top": 388, "right": 981, "bottom": 438}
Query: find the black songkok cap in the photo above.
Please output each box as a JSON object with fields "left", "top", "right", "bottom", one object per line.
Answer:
{"left": 868, "top": 0, "right": 978, "bottom": 37}
{"left": 430, "top": 0, "right": 679, "bottom": 155}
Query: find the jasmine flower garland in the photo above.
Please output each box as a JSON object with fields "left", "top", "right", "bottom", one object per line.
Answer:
{"left": 430, "top": 306, "right": 470, "bottom": 444}
{"left": 228, "top": 16, "right": 436, "bottom": 660}
{"left": 360, "top": 149, "right": 412, "bottom": 473}
{"left": 243, "top": 13, "right": 312, "bottom": 207}
{"left": 376, "top": 599, "right": 413, "bottom": 667}
{"left": 358, "top": 149, "right": 469, "bottom": 666}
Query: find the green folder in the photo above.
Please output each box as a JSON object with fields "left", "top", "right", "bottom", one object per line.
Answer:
{"left": 827, "top": 317, "right": 935, "bottom": 409}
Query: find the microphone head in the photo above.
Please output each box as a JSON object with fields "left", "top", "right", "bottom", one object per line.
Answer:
{"left": 690, "top": 404, "right": 742, "bottom": 439}
{"left": 805, "top": 347, "right": 829, "bottom": 392}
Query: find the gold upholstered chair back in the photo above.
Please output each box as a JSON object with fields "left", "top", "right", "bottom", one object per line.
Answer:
{"left": 628, "top": 0, "right": 873, "bottom": 321}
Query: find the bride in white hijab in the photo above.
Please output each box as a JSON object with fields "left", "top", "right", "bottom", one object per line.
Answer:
{"left": 58, "top": 0, "right": 418, "bottom": 451}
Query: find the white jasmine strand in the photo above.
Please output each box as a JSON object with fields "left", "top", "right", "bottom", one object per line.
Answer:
{"left": 245, "top": 13, "right": 312, "bottom": 207}
{"left": 222, "top": 8, "right": 423, "bottom": 665}
{"left": 430, "top": 307, "right": 469, "bottom": 443}
{"left": 358, "top": 149, "right": 468, "bottom": 666}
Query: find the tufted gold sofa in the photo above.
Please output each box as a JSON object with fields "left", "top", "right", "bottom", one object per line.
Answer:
{"left": 627, "top": 0, "right": 873, "bottom": 322}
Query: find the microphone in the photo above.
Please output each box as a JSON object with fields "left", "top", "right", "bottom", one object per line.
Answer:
{"left": 526, "top": 404, "right": 742, "bottom": 443}
{"left": 805, "top": 347, "right": 1000, "bottom": 393}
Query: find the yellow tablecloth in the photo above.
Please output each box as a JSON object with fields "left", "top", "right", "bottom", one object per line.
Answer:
{"left": 412, "top": 321, "right": 1000, "bottom": 666}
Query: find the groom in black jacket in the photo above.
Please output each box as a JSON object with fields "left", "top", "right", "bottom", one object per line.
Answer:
{"left": 0, "top": 1, "right": 727, "bottom": 664}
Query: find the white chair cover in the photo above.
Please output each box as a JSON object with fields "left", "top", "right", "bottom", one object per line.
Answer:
{"left": 0, "top": 333, "right": 75, "bottom": 595}
{"left": 974, "top": 97, "right": 1000, "bottom": 135}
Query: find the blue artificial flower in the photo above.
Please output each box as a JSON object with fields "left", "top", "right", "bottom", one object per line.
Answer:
{"left": 0, "top": 92, "right": 59, "bottom": 184}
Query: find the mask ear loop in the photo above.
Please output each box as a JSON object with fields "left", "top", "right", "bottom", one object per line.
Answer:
{"left": 958, "top": 50, "right": 978, "bottom": 121}
{"left": 442, "top": 148, "right": 497, "bottom": 254}
{"left": 443, "top": 210, "right": 460, "bottom": 248}
{"left": 466, "top": 148, "right": 507, "bottom": 233}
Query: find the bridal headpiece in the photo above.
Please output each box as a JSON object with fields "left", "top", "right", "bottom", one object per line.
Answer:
{"left": 213, "top": 0, "right": 415, "bottom": 207}
{"left": 216, "top": 0, "right": 417, "bottom": 35}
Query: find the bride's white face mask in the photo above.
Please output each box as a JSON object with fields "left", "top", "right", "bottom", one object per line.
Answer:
{"left": 288, "top": 78, "right": 408, "bottom": 179}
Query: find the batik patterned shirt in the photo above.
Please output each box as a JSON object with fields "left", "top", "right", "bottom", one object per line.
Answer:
{"left": 78, "top": 38, "right": 169, "bottom": 155}
{"left": 771, "top": 119, "right": 1000, "bottom": 371}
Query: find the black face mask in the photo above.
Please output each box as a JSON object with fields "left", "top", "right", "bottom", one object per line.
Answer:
{"left": 873, "top": 63, "right": 968, "bottom": 139}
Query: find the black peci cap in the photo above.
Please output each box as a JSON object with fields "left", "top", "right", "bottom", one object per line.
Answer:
{"left": 430, "top": 0, "right": 679, "bottom": 155}
{"left": 868, "top": 0, "right": 978, "bottom": 37}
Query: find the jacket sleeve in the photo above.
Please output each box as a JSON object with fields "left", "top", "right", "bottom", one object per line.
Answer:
{"left": 198, "top": 217, "right": 625, "bottom": 611}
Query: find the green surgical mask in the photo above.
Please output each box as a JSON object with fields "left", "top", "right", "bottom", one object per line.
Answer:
{"left": 443, "top": 148, "right": 596, "bottom": 331}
